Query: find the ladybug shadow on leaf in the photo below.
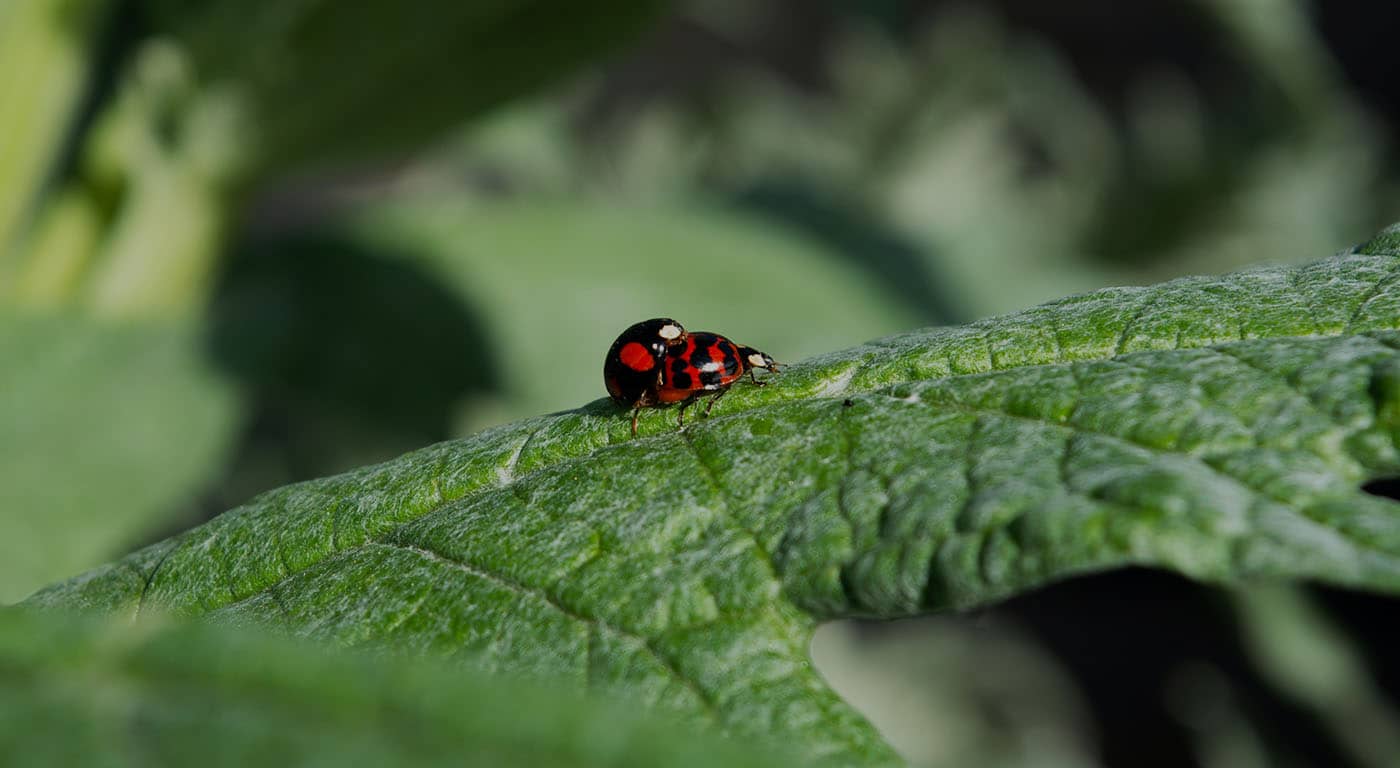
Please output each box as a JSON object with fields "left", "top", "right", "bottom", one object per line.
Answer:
{"left": 160, "top": 233, "right": 502, "bottom": 533}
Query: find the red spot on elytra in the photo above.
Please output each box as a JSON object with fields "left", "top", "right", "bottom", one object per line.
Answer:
{"left": 619, "top": 341, "right": 654, "bottom": 372}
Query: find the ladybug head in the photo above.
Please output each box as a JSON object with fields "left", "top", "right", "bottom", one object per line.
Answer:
{"left": 738, "top": 345, "right": 778, "bottom": 372}
{"left": 603, "top": 318, "right": 686, "bottom": 406}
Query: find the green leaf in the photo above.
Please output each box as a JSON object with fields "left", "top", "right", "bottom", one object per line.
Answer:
{"left": 0, "top": 311, "right": 238, "bottom": 602}
{"left": 0, "top": 608, "right": 793, "bottom": 767}
{"left": 28, "top": 240, "right": 1400, "bottom": 765}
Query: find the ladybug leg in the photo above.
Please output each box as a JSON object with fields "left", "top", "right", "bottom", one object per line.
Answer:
{"left": 676, "top": 394, "right": 699, "bottom": 428}
{"left": 630, "top": 406, "right": 641, "bottom": 436}
{"left": 702, "top": 386, "right": 730, "bottom": 417}
{"left": 748, "top": 369, "right": 767, "bottom": 386}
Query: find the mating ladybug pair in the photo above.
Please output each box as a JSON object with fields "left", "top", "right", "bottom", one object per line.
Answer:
{"left": 604, "top": 318, "right": 780, "bottom": 435}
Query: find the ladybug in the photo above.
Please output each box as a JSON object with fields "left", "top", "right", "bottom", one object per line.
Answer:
{"left": 603, "top": 319, "right": 779, "bottom": 435}
{"left": 657, "top": 330, "right": 779, "bottom": 424}
{"left": 604, "top": 317, "right": 687, "bottom": 430}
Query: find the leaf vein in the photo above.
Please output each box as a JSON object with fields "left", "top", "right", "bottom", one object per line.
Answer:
{"left": 677, "top": 428, "right": 781, "bottom": 580}
{"left": 133, "top": 540, "right": 180, "bottom": 622}
{"left": 376, "top": 541, "right": 722, "bottom": 722}
{"left": 1346, "top": 260, "right": 1400, "bottom": 333}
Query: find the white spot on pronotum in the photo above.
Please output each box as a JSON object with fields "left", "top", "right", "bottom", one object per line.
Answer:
{"left": 748, "top": 353, "right": 767, "bottom": 368}
{"left": 659, "top": 323, "right": 682, "bottom": 340}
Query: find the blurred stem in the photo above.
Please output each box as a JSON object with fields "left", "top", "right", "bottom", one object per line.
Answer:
{"left": 84, "top": 158, "right": 230, "bottom": 317}
{"left": 1196, "top": 0, "right": 1333, "bottom": 117}
{"left": 855, "top": 9, "right": 1001, "bottom": 193}
{"left": 10, "top": 185, "right": 104, "bottom": 304}
{"left": 10, "top": 37, "right": 243, "bottom": 316}
{"left": 0, "top": 0, "right": 111, "bottom": 274}
{"left": 1233, "top": 586, "right": 1400, "bottom": 768}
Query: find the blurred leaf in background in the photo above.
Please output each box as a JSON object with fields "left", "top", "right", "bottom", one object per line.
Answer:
{"left": 430, "top": 0, "right": 1398, "bottom": 313}
{"left": 0, "top": 312, "right": 237, "bottom": 603}
{"left": 0, "top": 608, "right": 795, "bottom": 767}
{"left": 199, "top": 233, "right": 502, "bottom": 514}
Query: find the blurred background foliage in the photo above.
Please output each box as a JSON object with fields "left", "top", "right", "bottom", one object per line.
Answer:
{"left": 2, "top": 0, "right": 1400, "bottom": 766}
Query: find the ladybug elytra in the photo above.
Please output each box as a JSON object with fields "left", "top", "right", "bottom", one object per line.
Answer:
{"left": 603, "top": 318, "right": 779, "bottom": 435}
{"left": 603, "top": 317, "right": 687, "bottom": 408}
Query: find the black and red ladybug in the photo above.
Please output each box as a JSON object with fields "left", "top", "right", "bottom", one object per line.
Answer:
{"left": 603, "top": 318, "right": 779, "bottom": 435}
{"left": 603, "top": 317, "right": 687, "bottom": 413}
